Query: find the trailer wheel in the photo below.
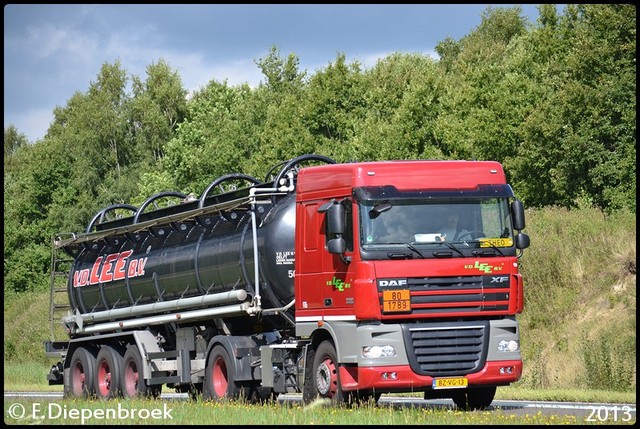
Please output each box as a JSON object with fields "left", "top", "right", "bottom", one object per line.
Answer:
{"left": 122, "top": 346, "right": 161, "bottom": 399}
{"left": 95, "top": 346, "right": 123, "bottom": 399}
{"left": 452, "top": 386, "right": 496, "bottom": 411}
{"left": 303, "top": 341, "right": 344, "bottom": 405}
{"left": 67, "top": 347, "right": 96, "bottom": 398}
{"left": 203, "top": 345, "right": 244, "bottom": 401}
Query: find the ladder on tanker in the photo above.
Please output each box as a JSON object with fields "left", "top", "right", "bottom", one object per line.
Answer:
{"left": 48, "top": 234, "right": 73, "bottom": 344}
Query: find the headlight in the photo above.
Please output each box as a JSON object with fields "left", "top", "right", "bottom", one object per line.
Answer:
{"left": 497, "top": 340, "right": 519, "bottom": 352}
{"left": 362, "top": 345, "right": 396, "bottom": 358}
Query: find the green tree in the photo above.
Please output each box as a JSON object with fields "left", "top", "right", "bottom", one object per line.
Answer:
{"left": 509, "top": 4, "right": 636, "bottom": 212}
{"left": 433, "top": 5, "right": 530, "bottom": 161}
{"left": 4, "top": 137, "right": 71, "bottom": 292}
{"left": 163, "top": 79, "right": 261, "bottom": 195}
{"left": 354, "top": 53, "right": 442, "bottom": 161}
{"left": 130, "top": 59, "right": 189, "bottom": 164}
{"left": 4, "top": 124, "right": 29, "bottom": 174}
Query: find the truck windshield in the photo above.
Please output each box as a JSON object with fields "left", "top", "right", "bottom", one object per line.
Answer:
{"left": 359, "top": 197, "right": 514, "bottom": 254}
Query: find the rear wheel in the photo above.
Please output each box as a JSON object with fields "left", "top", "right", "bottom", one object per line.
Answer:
{"left": 121, "top": 346, "right": 161, "bottom": 399}
{"left": 452, "top": 386, "right": 496, "bottom": 411}
{"left": 67, "top": 347, "right": 96, "bottom": 398}
{"left": 203, "top": 345, "right": 245, "bottom": 401}
{"left": 95, "top": 346, "right": 123, "bottom": 399}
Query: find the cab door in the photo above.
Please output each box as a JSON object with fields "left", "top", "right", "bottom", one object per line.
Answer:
{"left": 295, "top": 199, "right": 356, "bottom": 321}
{"left": 320, "top": 199, "right": 356, "bottom": 321}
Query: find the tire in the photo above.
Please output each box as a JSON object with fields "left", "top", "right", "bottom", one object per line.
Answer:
{"left": 202, "top": 345, "right": 244, "bottom": 401}
{"left": 67, "top": 347, "right": 96, "bottom": 398}
{"left": 121, "top": 345, "right": 161, "bottom": 399}
{"left": 303, "top": 341, "right": 345, "bottom": 405}
{"left": 94, "top": 346, "right": 123, "bottom": 399}
{"left": 452, "top": 386, "right": 496, "bottom": 411}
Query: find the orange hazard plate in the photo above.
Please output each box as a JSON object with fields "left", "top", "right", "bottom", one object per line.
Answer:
{"left": 432, "top": 377, "right": 468, "bottom": 389}
{"left": 382, "top": 289, "right": 411, "bottom": 313}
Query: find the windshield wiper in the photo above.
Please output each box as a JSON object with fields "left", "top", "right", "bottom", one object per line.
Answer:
{"left": 404, "top": 242, "right": 425, "bottom": 259}
{"left": 472, "top": 240, "right": 504, "bottom": 256}
{"left": 440, "top": 241, "right": 465, "bottom": 257}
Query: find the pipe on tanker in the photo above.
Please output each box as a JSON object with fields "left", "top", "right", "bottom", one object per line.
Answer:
{"left": 70, "top": 302, "right": 251, "bottom": 335}
{"left": 67, "top": 289, "right": 248, "bottom": 326}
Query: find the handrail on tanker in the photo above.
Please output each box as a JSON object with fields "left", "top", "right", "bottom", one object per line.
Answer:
{"left": 53, "top": 195, "right": 255, "bottom": 249}
{"left": 86, "top": 204, "right": 138, "bottom": 233}
{"left": 133, "top": 191, "right": 188, "bottom": 224}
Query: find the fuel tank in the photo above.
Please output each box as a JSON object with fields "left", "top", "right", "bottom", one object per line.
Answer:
{"left": 65, "top": 191, "right": 296, "bottom": 322}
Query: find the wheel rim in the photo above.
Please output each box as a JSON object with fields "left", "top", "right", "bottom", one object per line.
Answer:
{"left": 124, "top": 360, "right": 138, "bottom": 396}
{"left": 72, "top": 361, "right": 85, "bottom": 395}
{"left": 316, "top": 357, "right": 338, "bottom": 397}
{"left": 97, "top": 360, "right": 112, "bottom": 396}
{"left": 212, "top": 356, "right": 228, "bottom": 398}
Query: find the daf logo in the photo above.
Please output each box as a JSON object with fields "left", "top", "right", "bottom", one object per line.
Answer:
{"left": 490, "top": 276, "right": 509, "bottom": 283}
{"left": 378, "top": 279, "right": 407, "bottom": 287}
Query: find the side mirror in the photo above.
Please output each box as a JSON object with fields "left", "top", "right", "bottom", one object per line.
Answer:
{"left": 369, "top": 202, "right": 392, "bottom": 219}
{"left": 515, "top": 233, "right": 530, "bottom": 250}
{"left": 511, "top": 200, "right": 526, "bottom": 231}
{"left": 327, "top": 203, "right": 345, "bottom": 235}
{"left": 327, "top": 238, "right": 347, "bottom": 254}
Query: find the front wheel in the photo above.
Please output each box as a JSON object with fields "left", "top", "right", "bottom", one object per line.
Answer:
{"left": 452, "top": 386, "right": 496, "bottom": 411}
{"left": 303, "top": 341, "right": 345, "bottom": 405}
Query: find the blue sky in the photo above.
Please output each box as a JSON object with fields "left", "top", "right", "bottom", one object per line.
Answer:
{"left": 4, "top": 4, "right": 541, "bottom": 143}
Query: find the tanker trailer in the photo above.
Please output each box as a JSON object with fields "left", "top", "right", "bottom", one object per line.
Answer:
{"left": 45, "top": 154, "right": 337, "bottom": 400}
{"left": 46, "top": 153, "right": 529, "bottom": 410}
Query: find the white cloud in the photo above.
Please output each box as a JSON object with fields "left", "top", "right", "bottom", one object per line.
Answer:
{"left": 25, "top": 24, "right": 99, "bottom": 66}
{"left": 98, "top": 27, "right": 265, "bottom": 93}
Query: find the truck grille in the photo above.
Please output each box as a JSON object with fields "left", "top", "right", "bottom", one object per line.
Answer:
{"left": 401, "top": 322, "right": 488, "bottom": 376}
{"left": 378, "top": 275, "right": 510, "bottom": 317}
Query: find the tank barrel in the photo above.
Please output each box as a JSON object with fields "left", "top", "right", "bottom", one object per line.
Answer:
{"left": 58, "top": 155, "right": 336, "bottom": 332}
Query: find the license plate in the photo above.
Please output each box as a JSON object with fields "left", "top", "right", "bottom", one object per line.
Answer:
{"left": 382, "top": 289, "right": 411, "bottom": 313}
{"left": 479, "top": 237, "right": 513, "bottom": 248}
{"left": 432, "top": 377, "right": 468, "bottom": 389}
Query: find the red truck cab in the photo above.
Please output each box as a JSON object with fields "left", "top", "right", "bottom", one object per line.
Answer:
{"left": 293, "top": 160, "right": 529, "bottom": 409}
